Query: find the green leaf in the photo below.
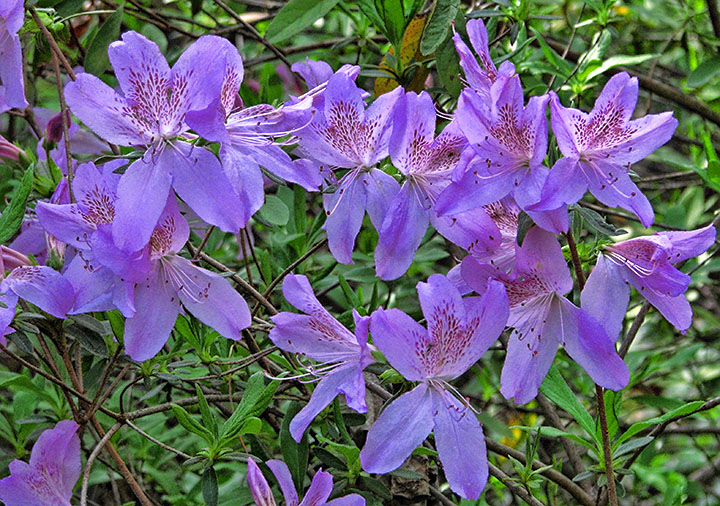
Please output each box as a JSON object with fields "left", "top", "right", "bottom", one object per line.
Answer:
{"left": 281, "top": 402, "right": 309, "bottom": 490}
{"left": 238, "top": 416, "right": 262, "bottom": 435}
{"left": 530, "top": 28, "right": 573, "bottom": 77}
{"left": 574, "top": 205, "right": 626, "bottom": 236}
{"left": 195, "top": 385, "right": 218, "bottom": 438}
{"left": 171, "top": 404, "right": 215, "bottom": 444}
{"left": 84, "top": 7, "right": 124, "bottom": 76}
{"left": 514, "top": 425, "right": 597, "bottom": 451}
{"left": 539, "top": 366, "right": 598, "bottom": 441}
{"left": 614, "top": 400, "right": 704, "bottom": 448}
{"left": 220, "top": 372, "right": 277, "bottom": 441}
{"left": 585, "top": 54, "right": 657, "bottom": 81}
{"left": 265, "top": 0, "right": 341, "bottom": 44}
{"left": 687, "top": 55, "right": 720, "bottom": 88}
{"left": 516, "top": 211, "right": 534, "bottom": 246}
{"left": 337, "top": 273, "right": 360, "bottom": 308}
{"left": 201, "top": 467, "right": 218, "bottom": 506}
{"left": 191, "top": 0, "right": 204, "bottom": 16}
{"left": 0, "top": 166, "right": 34, "bottom": 244}
{"left": 434, "top": 14, "right": 463, "bottom": 97}
{"left": 420, "top": 0, "right": 459, "bottom": 55}
{"left": 258, "top": 195, "right": 290, "bottom": 226}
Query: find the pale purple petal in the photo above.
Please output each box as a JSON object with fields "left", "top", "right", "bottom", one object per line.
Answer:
{"left": 185, "top": 98, "right": 231, "bottom": 143}
{"left": 375, "top": 183, "right": 430, "bottom": 281}
{"left": 360, "top": 86, "right": 404, "bottom": 166}
{"left": 589, "top": 73, "right": 638, "bottom": 128}
{"left": 244, "top": 144, "right": 322, "bottom": 192}
{"left": 4, "top": 266, "right": 75, "bottom": 319}
{"left": 65, "top": 74, "right": 151, "bottom": 145}
{"left": 0, "top": 16, "right": 27, "bottom": 112}
{"left": 388, "top": 91, "right": 436, "bottom": 175}
{"left": 292, "top": 58, "right": 333, "bottom": 88}
{"left": 581, "top": 253, "right": 629, "bottom": 342}
{"left": 0, "top": 291, "right": 18, "bottom": 342}
{"left": 63, "top": 256, "right": 117, "bottom": 314}
{"left": 247, "top": 459, "right": 277, "bottom": 506}
{"left": 624, "top": 272, "right": 694, "bottom": 331}
{"left": 605, "top": 112, "right": 677, "bottom": 165}
{"left": 322, "top": 174, "right": 367, "bottom": 264}
{"left": 658, "top": 225, "right": 716, "bottom": 262}
{"left": 167, "top": 141, "right": 249, "bottom": 232}
{"left": 369, "top": 308, "right": 431, "bottom": 382}
{"left": 218, "top": 146, "right": 265, "bottom": 224}
{"left": 112, "top": 154, "right": 172, "bottom": 252}
{"left": 298, "top": 469, "right": 333, "bottom": 506}
{"left": 124, "top": 269, "right": 180, "bottom": 361}
{"left": 548, "top": 92, "right": 582, "bottom": 157}
{"left": 531, "top": 157, "right": 587, "bottom": 212}
{"left": 431, "top": 389, "right": 488, "bottom": 500}
{"left": 431, "top": 206, "right": 502, "bottom": 255}
{"left": 549, "top": 298, "right": 629, "bottom": 390}
{"left": 265, "top": 460, "right": 298, "bottom": 506}
{"left": 526, "top": 206, "right": 569, "bottom": 234}
{"left": 360, "top": 383, "right": 434, "bottom": 474}
{"left": 514, "top": 227, "right": 573, "bottom": 295}
{"left": 325, "top": 495, "right": 366, "bottom": 506}
{"left": 35, "top": 201, "right": 95, "bottom": 250}
{"left": 169, "top": 257, "right": 250, "bottom": 341}
{"left": 362, "top": 169, "right": 401, "bottom": 230}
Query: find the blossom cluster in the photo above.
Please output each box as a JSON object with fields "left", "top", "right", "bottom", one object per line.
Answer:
{"left": 0, "top": 3, "right": 715, "bottom": 503}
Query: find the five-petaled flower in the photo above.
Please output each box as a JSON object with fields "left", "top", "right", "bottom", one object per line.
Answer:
{"left": 0, "top": 420, "right": 81, "bottom": 506}
{"left": 530, "top": 72, "right": 678, "bottom": 227}
{"left": 461, "top": 227, "right": 629, "bottom": 404}
{"left": 269, "top": 274, "right": 374, "bottom": 442}
{"left": 361, "top": 274, "right": 509, "bottom": 500}
{"left": 582, "top": 225, "right": 716, "bottom": 334}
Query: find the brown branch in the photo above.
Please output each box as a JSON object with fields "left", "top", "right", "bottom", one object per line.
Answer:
{"left": 29, "top": 8, "right": 77, "bottom": 81}
{"left": 489, "top": 463, "right": 548, "bottom": 506}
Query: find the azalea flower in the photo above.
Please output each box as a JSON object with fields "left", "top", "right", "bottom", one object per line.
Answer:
{"left": 361, "top": 274, "right": 509, "bottom": 499}
{"left": 582, "top": 225, "right": 716, "bottom": 334}
{"left": 530, "top": 72, "right": 678, "bottom": 227}
{"left": 268, "top": 274, "right": 374, "bottom": 441}
{"left": 375, "top": 90, "right": 501, "bottom": 280}
{"left": 0, "top": 0, "right": 28, "bottom": 113}
{"left": 0, "top": 420, "right": 81, "bottom": 506}
{"left": 294, "top": 72, "right": 403, "bottom": 263}
{"left": 247, "top": 458, "right": 364, "bottom": 506}
{"left": 65, "top": 31, "right": 250, "bottom": 251}
{"left": 461, "top": 227, "right": 629, "bottom": 403}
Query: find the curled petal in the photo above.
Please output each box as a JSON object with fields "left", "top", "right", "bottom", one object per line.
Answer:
{"left": 265, "top": 460, "right": 298, "bottom": 506}
{"left": 4, "top": 266, "right": 75, "bottom": 319}
{"left": 247, "top": 459, "right": 277, "bottom": 506}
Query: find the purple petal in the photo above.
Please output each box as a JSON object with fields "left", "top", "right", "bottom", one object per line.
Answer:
{"left": 64, "top": 74, "right": 150, "bottom": 145}
{"left": 218, "top": 146, "right": 265, "bottom": 224}
{"left": 605, "top": 112, "right": 677, "bottom": 165}
{"left": 548, "top": 92, "right": 582, "bottom": 157}
{"left": 369, "top": 308, "right": 431, "bottom": 381}
{"left": 431, "top": 206, "right": 502, "bottom": 255}
{"left": 265, "top": 460, "right": 298, "bottom": 506}
{"left": 435, "top": 165, "right": 517, "bottom": 216}
{"left": 124, "top": 269, "right": 180, "bottom": 361}
{"left": 514, "top": 227, "right": 573, "bottom": 295}
{"left": 3, "top": 266, "right": 75, "bottom": 319}
{"left": 581, "top": 253, "right": 629, "bottom": 342}
{"left": 526, "top": 206, "right": 569, "bottom": 234}
{"left": 0, "top": 25, "right": 27, "bottom": 112}
{"left": 112, "top": 154, "right": 172, "bottom": 252}
{"left": 63, "top": 256, "right": 118, "bottom": 314}
{"left": 360, "top": 383, "right": 434, "bottom": 474}
{"left": 168, "top": 257, "right": 250, "bottom": 341}
{"left": 167, "top": 141, "right": 249, "bottom": 232}
{"left": 292, "top": 58, "right": 333, "bottom": 88}
{"left": 323, "top": 174, "right": 367, "bottom": 264}
{"left": 35, "top": 201, "right": 94, "bottom": 250}
{"left": 109, "top": 31, "right": 171, "bottom": 107}
{"left": 185, "top": 98, "right": 231, "bottom": 143}
{"left": 28, "top": 420, "right": 81, "bottom": 499}
{"left": 245, "top": 144, "right": 322, "bottom": 192}
{"left": 360, "top": 86, "right": 404, "bottom": 166}
{"left": 550, "top": 298, "right": 629, "bottom": 390}
{"left": 325, "top": 495, "right": 366, "bottom": 506}
{"left": 431, "top": 389, "right": 488, "bottom": 500}
{"left": 289, "top": 363, "right": 363, "bottom": 442}
{"left": 388, "top": 91, "right": 436, "bottom": 175}
{"left": 247, "top": 459, "right": 277, "bottom": 506}
{"left": 530, "top": 157, "right": 587, "bottom": 212}
{"left": 658, "top": 225, "right": 716, "bottom": 262}
{"left": 625, "top": 272, "right": 694, "bottom": 331}
{"left": 298, "top": 469, "right": 333, "bottom": 506}
{"left": 584, "top": 159, "right": 654, "bottom": 227}
{"left": 0, "top": 292, "right": 19, "bottom": 342}
{"left": 589, "top": 73, "right": 638, "bottom": 127}
{"left": 375, "top": 183, "right": 430, "bottom": 281}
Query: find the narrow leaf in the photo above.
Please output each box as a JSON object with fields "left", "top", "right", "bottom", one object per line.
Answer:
{"left": 265, "top": 0, "right": 340, "bottom": 44}
{"left": 84, "top": 7, "right": 124, "bottom": 76}
{"left": 0, "top": 166, "right": 34, "bottom": 244}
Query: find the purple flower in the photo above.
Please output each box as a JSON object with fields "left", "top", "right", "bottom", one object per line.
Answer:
{"left": 453, "top": 19, "right": 515, "bottom": 101}
{"left": 0, "top": 0, "right": 28, "bottom": 113}
{"left": 0, "top": 265, "right": 75, "bottom": 345}
{"left": 0, "top": 420, "right": 81, "bottom": 506}
{"left": 461, "top": 227, "right": 629, "bottom": 404}
{"left": 269, "top": 274, "right": 374, "bottom": 442}
{"left": 582, "top": 225, "right": 716, "bottom": 335}
{"left": 65, "top": 31, "right": 251, "bottom": 252}
{"left": 247, "top": 458, "right": 365, "bottom": 506}
{"left": 374, "top": 90, "right": 501, "bottom": 280}
{"left": 361, "top": 274, "right": 509, "bottom": 499}
{"left": 0, "top": 134, "right": 24, "bottom": 161}
{"left": 531, "top": 73, "right": 678, "bottom": 227}
{"left": 294, "top": 73, "right": 403, "bottom": 263}
{"left": 117, "top": 195, "right": 251, "bottom": 361}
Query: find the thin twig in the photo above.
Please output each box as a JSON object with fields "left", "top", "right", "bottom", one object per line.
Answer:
{"left": 595, "top": 385, "right": 619, "bottom": 506}
{"left": 29, "top": 7, "right": 77, "bottom": 80}
{"left": 126, "top": 420, "right": 192, "bottom": 460}
{"left": 81, "top": 422, "right": 123, "bottom": 506}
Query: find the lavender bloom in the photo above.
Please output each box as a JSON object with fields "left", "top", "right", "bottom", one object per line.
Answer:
{"left": 374, "top": 91, "right": 501, "bottom": 280}
{"left": 65, "top": 31, "right": 250, "bottom": 252}
{"left": 453, "top": 19, "right": 515, "bottom": 101}
{"left": 0, "top": 265, "right": 75, "bottom": 345}
{"left": 461, "top": 227, "right": 629, "bottom": 404}
{"left": 0, "top": 420, "right": 81, "bottom": 506}
{"left": 582, "top": 225, "right": 716, "bottom": 335}
{"left": 294, "top": 73, "right": 403, "bottom": 263}
{"left": 0, "top": 0, "right": 28, "bottom": 113}
{"left": 530, "top": 73, "right": 678, "bottom": 227}
{"left": 185, "top": 74, "right": 322, "bottom": 225}
{"left": 247, "top": 458, "right": 365, "bottom": 506}
{"left": 113, "top": 195, "right": 251, "bottom": 361}
{"left": 269, "top": 274, "right": 374, "bottom": 441}
{"left": 0, "top": 134, "right": 24, "bottom": 161}
{"left": 361, "top": 274, "right": 509, "bottom": 499}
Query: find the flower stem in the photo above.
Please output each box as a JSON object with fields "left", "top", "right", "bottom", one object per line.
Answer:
{"left": 596, "top": 385, "right": 619, "bottom": 506}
